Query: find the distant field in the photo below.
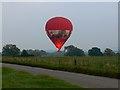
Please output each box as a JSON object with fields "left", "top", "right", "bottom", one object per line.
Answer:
{"left": 2, "top": 56, "right": 119, "bottom": 78}
{"left": 2, "top": 67, "right": 81, "bottom": 88}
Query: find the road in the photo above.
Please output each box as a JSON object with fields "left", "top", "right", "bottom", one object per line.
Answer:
{"left": 2, "top": 63, "right": 119, "bottom": 88}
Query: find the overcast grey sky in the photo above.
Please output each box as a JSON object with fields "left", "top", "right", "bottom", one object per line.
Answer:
{"left": 2, "top": 2, "right": 118, "bottom": 52}
{"left": 0, "top": 2, "right": 1, "bottom": 52}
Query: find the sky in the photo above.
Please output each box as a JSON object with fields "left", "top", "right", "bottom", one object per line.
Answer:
{"left": 0, "top": 2, "right": 2, "bottom": 52}
{"left": 1, "top": 2, "right": 118, "bottom": 52}
{"left": 1, "top": 0, "right": 119, "bottom": 2}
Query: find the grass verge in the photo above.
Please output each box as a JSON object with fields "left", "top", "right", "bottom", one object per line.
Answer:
{"left": 2, "top": 67, "right": 82, "bottom": 89}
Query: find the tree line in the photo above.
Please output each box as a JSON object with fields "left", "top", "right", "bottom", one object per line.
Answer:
{"left": 64, "top": 45, "right": 118, "bottom": 56}
{"left": 2, "top": 44, "right": 119, "bottom": 57}
{"left": 2, "top": 44, "right": 47, "bottom": 57}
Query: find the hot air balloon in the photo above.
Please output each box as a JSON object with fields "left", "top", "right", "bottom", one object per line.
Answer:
{"left": 45, "top": 17, "right": 73, "bottom": 52}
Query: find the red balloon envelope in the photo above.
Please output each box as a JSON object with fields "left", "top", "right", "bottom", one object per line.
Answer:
{"left": 45, "top": 17, "right": 73, "bottom": 52}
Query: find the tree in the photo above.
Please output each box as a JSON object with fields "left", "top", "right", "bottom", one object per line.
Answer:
{"left": 104, "top": 48, "right": 115, "bottom": 56}
{"left": 26, "top": 49, "right": 47, "bottom": 56}
{"left": 20, "top": 50, "right": 29, "bottom": 57}
{"left": 88, "top": 47, "right": 103, "bottom": 56}
{"left": 117, "top": 50, "right": 120, "bottom": 55}
{"left": 64, "top": 45, "right": 85, "bottom": 56}
{"left": 40, "top": 50, "right": 47, "bottom": 56}
{"left": 0, "top": 52, "right": 2, "bottom": 56}
{"left": 2, "top": 44, "right": 20, "bottom": 56}
{"left": 27, "top": 49, "right": 41, "bottom": 56}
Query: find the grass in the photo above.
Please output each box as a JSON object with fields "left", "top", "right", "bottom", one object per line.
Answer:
{"left": 2, "top": 56, "right": 119, "bottom": 78}
{"left": 0, "top": 56, "right": 2, "bottom": 89}
{"left": 0, "top": 63, "right": 2, "bottom": 90}
{"left": 2, "top": 67, "right": 82, "bottom": 88}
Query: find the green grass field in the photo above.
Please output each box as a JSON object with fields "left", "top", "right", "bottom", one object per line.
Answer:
{"left": 2, "top": 67, "right": 81, "bottom": 88}
{"left": 0, "top": 63, "right": 2, "bottom": 90}
{"left": 2, "top": 56, "right": 119, "bottom": 78}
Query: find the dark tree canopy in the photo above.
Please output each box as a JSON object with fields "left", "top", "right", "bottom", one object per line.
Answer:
{"left": 104, "top": 48, "right": 115, "bottom": 56}
{"left": 28, "top": 49, "right": 41, "bottom": 56}
{"left": 0, "top": 52, "right": 2, "bottom": 56}
{"left": 88, "top": 47, "right": 103, "bottom": 56}
{"left": 64, "top": 45, "right": 85, "bottom": 56}
{"left": 40, "top": 50, "right": 47, "bottom": 56}
{"left": 2, "top": 44, "right": 20, "bottom": 56}
{"left": 26, "top": 49, "right": 47, "bottom": 56}
{"left": 20, "top": 50, "right": 29, "bottom": 57}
